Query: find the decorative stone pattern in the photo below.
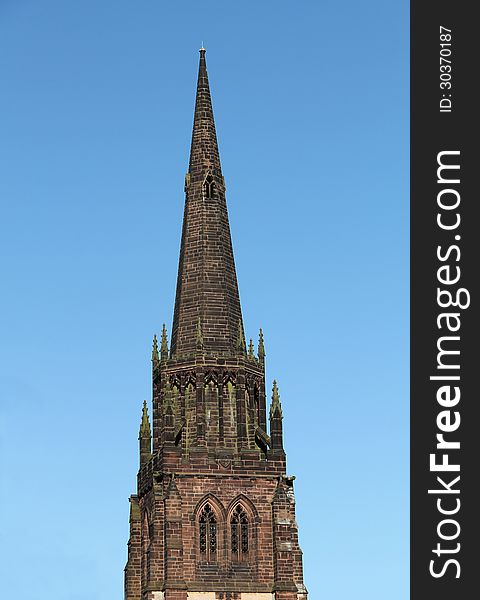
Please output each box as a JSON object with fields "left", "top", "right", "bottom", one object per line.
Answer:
{"left": 124, "top": 49, "right": 307, "bottom": 600}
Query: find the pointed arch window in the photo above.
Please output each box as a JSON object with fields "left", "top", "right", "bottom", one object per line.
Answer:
{"left": 230, "top": 505, "right": 249, "bottom": 560}
{"left": 204, "top": 174, "right": 215, "bottom": 199}
{"left": 199, "top": 503, "right": 217, "bottom": 560}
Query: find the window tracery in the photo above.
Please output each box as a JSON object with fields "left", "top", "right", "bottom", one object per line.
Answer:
{"left": 230, "top": 505, "right": 249, "bottom": 560}
{"left": 199, "top": 503, "right": 217, "bottom": 560}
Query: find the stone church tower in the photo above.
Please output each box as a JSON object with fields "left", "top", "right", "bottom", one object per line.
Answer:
{"left": 124, "top": 49, "right": 308, "bottom": 600}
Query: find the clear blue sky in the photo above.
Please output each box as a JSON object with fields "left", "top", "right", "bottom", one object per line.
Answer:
{"left": 0, "top": 1, "right": 408, "bottom": 598}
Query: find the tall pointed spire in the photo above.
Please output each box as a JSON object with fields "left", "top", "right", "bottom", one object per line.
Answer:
{"left": 170, "top": 49, "right": 244, "bottom": 357}
{"left": 188, "top": 47, "right": 222, "bottom": 177}
{"left": 126, "top": 51, "right": 308, "bottom": 600}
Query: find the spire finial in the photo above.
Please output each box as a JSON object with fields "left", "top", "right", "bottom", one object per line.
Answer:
{"left": 161, "top": 324, "right": 169, "bottom": 360}
{"left": 152, "top": 334, "right": 159, "bottom": 366}
{"left": 258, "top": 328, "right": 265, "bottom": 361}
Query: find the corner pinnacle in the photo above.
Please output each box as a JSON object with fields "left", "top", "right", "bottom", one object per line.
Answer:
{"left": 258, "top": 328, "right": 265, "bottom": 360}
{"left": 248, "top": 338, "right": 255, "bottom": 359}
{"left": 270, "top": 380, "right": 283, "bottom": 418}
{"left": 161, "top": 324, "right": 169, "bottom": 360}
{"left": 152, "top": 334, "right": 159, "bottom": 365}
{"left": 139, "top": 400, "right": 152, "bottom": 438}
{"left": 235, "top": 318, "right": 246, "bottom": 353}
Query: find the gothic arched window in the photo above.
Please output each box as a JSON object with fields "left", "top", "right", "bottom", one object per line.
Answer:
{"left": 199, "top": 503, "right": 217, "bottom": 560}
{"left": 230, "top": 505, "right": 249, "bottom": 560}
{"left": 204, "top": 174, "right": 214, "bottom": 199}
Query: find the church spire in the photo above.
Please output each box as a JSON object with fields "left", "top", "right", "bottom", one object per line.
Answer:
{"left": 188, "top": 47, "right": 222, "bottom": 177}
{"left": 125, "top": 51, "right": 308, "bottom": 600}
{"left": 170, "top": 49, "right": 244, "bottom": 357}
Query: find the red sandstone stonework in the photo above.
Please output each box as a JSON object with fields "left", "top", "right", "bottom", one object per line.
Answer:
{"left": 124, "top": 49, "right": 308, "bottom": 600}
